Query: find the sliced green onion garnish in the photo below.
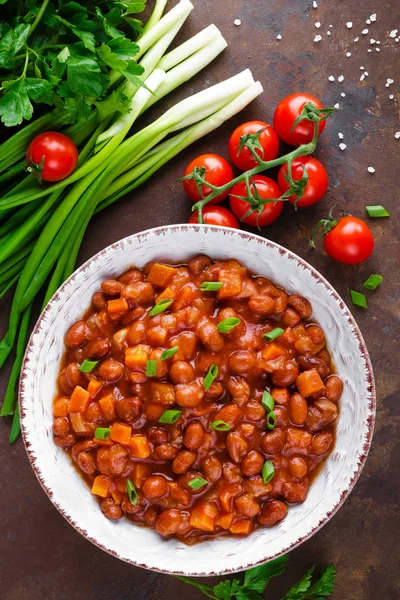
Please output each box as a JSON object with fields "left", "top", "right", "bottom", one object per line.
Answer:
{"left": 266, "top": 412, "right": 277, "bottom": 431}
{"left": 159, "top": 409, "right": 182, "bottom": 424}
{"left": 210, "top": 420, "right": 230, "bottom": 431}
{"left": 217, "top": 317, "right": 240, "bottom": 333}
{"left": 79, "top": 359, "right": 99, "bottom": 373}
{"left": 204, "top": 364, "right": 218, "bottom": 390}
{"left": 94, "top": 427, "right": 111, "bottom": 440}
{"left": 149, "top": 297, "right": 174, "bottom": 316}
{"left": 262, "top": 459, "right": 275, "bottom": 484}
{"left": 363, "top": 274, "right": 383, "bottom": 291}
{"left": 160, "top": 346, "right": 179, "bottom": 360}
{"left": 264, "top": 327, "right": 284, "bottom": 342}
{"left": 145, "top": 359, "right": 157, "bottom": 377}
{"left": 200, "top": 281, "right": 223, "bottom": 291}
{"left": 365, "top": 205, "right": 390, "bottom": 217}
{"left": 350, "top": 290, "right": 368, "bottom": 309}
{"left": 261, "top": 391, "right": 274, "bottom": 413}
{"left": 188, "top": 477, "right": 208, "bottom": 490}
{"left": 126, "top": 479, "right": 139, "bottom": 506}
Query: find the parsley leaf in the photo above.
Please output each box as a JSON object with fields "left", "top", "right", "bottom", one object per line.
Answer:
{"left": 97, "top": 43, "right": 127, "bottom": 71}
{"left": 303, "top": 565, "right": 336, "bottom": 598}
{"left": 0, "top": 24, "right": 30, "bottom": 69}
{"left": 243, "top": 555, "right": 289, "bottom": 593}
{"left": 116, "top": 1, "right": 147, "bottom": 14}
{"left": 281, "top": 567, "right": 315, "bottom": 600}
{"left": 95, "top": 89, "right": 131, "bottom": 120}
{"left": 0, "top": 77, "right": 54, "bottom": 126}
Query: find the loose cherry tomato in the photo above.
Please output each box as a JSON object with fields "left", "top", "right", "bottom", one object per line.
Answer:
{"left": 189, "top": 206, "right": 239, "bottom": 228}
{"left": 26, "top": 132, "right": 78, "bottom": 182}
{"left": 273, "top": 93, "right": 326, "bottom": 146}
{"left": 313, "top": 215, "right": 374, "bottom": 264}
{"left": 278, "top": 156, "right": 328, "bottom": 207}
{"left": 183, "top": 154, "right": 234, "bottom": 204}
{"left": 229, "top": 175, "right": 283, "bottom": 227}
{"left": 228, "top": 120, "right": 280, "bottom": 171}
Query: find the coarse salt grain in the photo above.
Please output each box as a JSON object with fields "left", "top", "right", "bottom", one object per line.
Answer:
{"left": 338, "top": 75, "right": 344, "bottom": 82}
{"left": 328, "top": 75, "right": 335, "bottom": 81}
{"left": 376, "top": 40, "right": 381, "bottom": 44}
{"left": 338, "top": 132, "right": 344, "bottom": 139}
{"left": 330, "top": 24, "right": 333, "bottom": 28}
{"left": 370, "top": 13, "right": 377, "bottom": 22}
{"left": 341, "top": 92, "right": 346, "bottom": 97}
{"left": 315, "top": 22, "right": 321, "bottom": 28}
{"left": 389, "top": 94, "right": 394, "bottom": 100}
{"left": 360, "top": 73, "right": 366, "bottom": 81}
{"left": 367, "top": 167, "right": 375, "bottom": 173}
{"left": 395, "top": 132, "right": 400, "bottom": 139}
{"left": 366, "top": 19, "right": 371, "bottom": 25}
{"left": 277, "top": 34, "right": 282, "bottom": 40}
{"left": 339, "top": 143, "right": 346, "bottom": 150}
{"left": 334, "top": 102, "right": 340, "bottom": 108}
{"left": 354, "top": 37, "right": 359, "bottom": 42}
{"left": 376, "top": 47, "right": 380, "bottom": 51}
{"left": 386, "top": 78, "right": 394, "bottom": 87}
{"left": 362, "top": 29, "right": 369, "bottom": 35}
{"left": 360, "top": 66, "right": 365, "bottom": 70}
{"left": 346, "top": 22, "right": 353, "bottom": 28}
{"left": 396, "top": 38, "right": 399, "bottom": 42}
{"left": 313, "top": 0, "right": 318, "bottom": 7}
{"left": 367, "top": 48, "right": 372, "bottom": 52}
{"left": 327, "top": 30, "right": 331, "bottom": 36}
{"left": 346, "top": 51, "right": 352, "bottom": 57}
{"left": 389, "top": 29, "right": 398, "bottom": 38}
{"left": 370, "top": 38, "right": 376, "bottom": 44}
{"left": 314, "top": 34, "right": 322, "bottom": 42}
{"left": 234, "top": 18, "right": 241, "bottom": 26}
{"left": 364, "top": 71, "right": 369, "bottom": 76}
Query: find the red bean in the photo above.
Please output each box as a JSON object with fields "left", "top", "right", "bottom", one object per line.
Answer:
{"left": 227, "top": 376, "right": 251, "bottom": 406}
{"left": 282, "top": 307, "right": 301, "bottom": 327}
{"left": 288, "top": 456, "right": 308, "bottom": 480}
{"left": 143, "top": 506, "right": 159, "bottom": 527}
{"left": 311, "top": 432, "right": 333, "bottom": 455}
{"left": 53, "top": 434, "right": 76, "bottom": 448}
{"left": 234, "top": 493, "right": 260, "bottom": 517}
{"left": 175, "top": 381, "right": 204, "bottom": 407}
{"left": 172, "top": 450, "right": 197, "bottom": 474}
{"left": 261, "top": 429, "right": 286, "bottom": 454}
{"left": 77, "top": 451, "right": 96, "bottom": 474}
{"left": 86, "top": 338, "right": 111, "bottom": 360}
{"left": 223, "top": 462, "right": 243, "bottom": 483}
{"left": 170, "top": 361, "right": 195, "bottom": 384}
{"left": 214, "top": 404, "right": 243, "bottom": 428}
{"left": 156, "top": 444, "right": 178, "bottom": 460}
{"left": 288, "top": 294, "right": 312, "bottom": 319}
{"left": 142, "top": 475, "right": 168, "bottom": 499}
{"left": 155, "top": 509, "right": 182, "bottom": 536}
{"left": 286, "top": 428, "right": 312, "bottom": 449}
{"left": 96, "top": 444, "right": 128, "bottom": 476}
{"left": 183, "top": 422, "right": 204, "bottom": 450}
{"left": 226, "top": 431, "right": 248, "bottom": 463}
{"left": 228, "top": 350, "right": 256, "bottom": 374}
{"left": 241, "top": 450, "right": 264, "bottom": 477}
{"left": 281, "top": 479, "right": 309, "bottom": 503}
{"left": 115, "top": 397, "right": 142, "bottom": 422}
{"left": 118, "top": 269, "right": 144, "bottom": 285}
{"left": 53, "top": 417, "right": 70, "bottom": 437}
{"left": 243, "top": 400, "right": 265, "bottom": 422}
{"left": 248, "top": 295, "right": 275, "bottom": 316}
{"left": 64, "top": 320, "right": 89, "bottom": 348}
{"left": 324, "top": 375, "right": 343, "bottom": 402}
{"left": 258, "top": 499, "right": 288, "bottom": 525}
{"left": 297, "top": 355, "right": 330, "bottom": 378}
{"left": 99, "top": 359, "right": 124, "bottom": 382}
{"left": 92, "top": 292, "right": 107, "bottom": 311}
{"left": 101, "top": 497, "right": 123, "bottom": 520}
{"left": 188, "top": 255, "right": 212, "bottom": 273}
{"left": 147, "top": 427, "right": 169, "bottom": 445}
{"left": 274, "top": 406, "right": 289, "bottom": 428}
{"left": 121, "top": 281, "right": 155, "bottom": 305}
{"left": 197, "top": 318, "right": 224, "bottom": 352}
{"left": 289, "top": 393, "right": 308, "bottom": 425}
{"left": 203, "top": 455, "right": 222, "bottom": 482}
{"left": 271, "top": 360, "right": 299, "bottom": 386}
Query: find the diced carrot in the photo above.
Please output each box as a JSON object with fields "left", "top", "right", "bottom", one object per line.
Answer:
{"left": 151, "top": 382, "right": 175, "bottom": 405}
{"left": 99, "top": 394, "right": 116, "bottom": 421}
{"left": 217, "top": 268, "right": 243, "bottom": 300}
{"left": 237, "top": 278, "right": 258, "bottom": 299}
{"left": 131, "top": 464, "right": 152, "bottom": 489}
{"left": 147, "top": 263, "right": 176, "bottom": 287}
{"left": 68, "top": 385, "right": 91, "bottom": 413}
{"left": 92, "top": 475, "right": 111, "bottom": 498}
{"left": 108, "top": 297, "right": 129, "bottom": 314}
{"left": 144, "top": 402, "right": 165, "bottom": 420}
{"left": 114, "top": 476, "right": 128, "bottom": 493}
{"left": 173, "top": 285, "right": 196, "bottom": 311}
{"left": 69, "top": 412, "right": 87, "bottom": 433}
{"left": 53, "top": 397, "right": 68, "bottom": 417}
{"left": 147, "top": 326, "right": 168, "bottom": 346}
{"left": 95, "top": 438, "right": 113, "bottom": 447}
{"left": 110, "top": 422, "right": 132, "bottom": 445}
{"left": 259, "top": 343, "right": 287, "bottom": 373}
{"left": 216, "top": 513, "right": 234, "bottom": 529}
{"left": 110, "top": 489, "right": 123, "bottom": 504}
{"left": 220, "top": 483, "right": 242, "bottom": 513}
{"left": 229, "top": 518, "right": 253, "bottom": 535}
{"left": 160, "top": 314, "right": 177, "bottom": 330}
{"left": 271, "top": 387, "right": 291, "bottom": 406}
{"left": 156, "top": 287, "right": 176, "bottom": 303}
{"left": 87, "top": 379, "right": 102, "bottom": 398}
{"left": 129, "top": 435, "right": 151, "bottom": 458}
{"left": 189, "top": 502, "right": 218, "bottom": 532}
{"left": 293, "top": 324, "right": 307, "bottom": 339}
{"left": 296, "top": 368, "right": 325, "bottom": 397}
{"left": 113, "top": 327, "right": 129, "bottom": 350}
{"left": 125, "top": 344, "right": 151, "bottom": 371}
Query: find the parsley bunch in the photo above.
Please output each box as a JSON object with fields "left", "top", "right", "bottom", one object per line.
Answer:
{"left": 0, "top": 0, "right": 147, "bottom": 126}
{"left": 176, "top": 555, "right": 336, "bottom": 600}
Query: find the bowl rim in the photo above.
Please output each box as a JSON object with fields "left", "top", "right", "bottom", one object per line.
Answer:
{"left": 19, "top": 224, "right": 376, "bottom": 576}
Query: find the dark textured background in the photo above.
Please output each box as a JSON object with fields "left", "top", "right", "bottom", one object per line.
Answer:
{"left": 1, "top": 1, "right": 399, "bottom": 598}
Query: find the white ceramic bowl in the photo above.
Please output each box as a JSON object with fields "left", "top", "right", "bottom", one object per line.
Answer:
{"left": 19, "top": 225, "right": 375, "bottom": 576}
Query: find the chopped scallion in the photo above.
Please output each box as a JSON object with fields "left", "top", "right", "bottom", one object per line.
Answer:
{"left": 145, "top": 359, "right": 157, "bottom": 377}
{"left": 363, "top": 274, "right": 383, "bottom": 291}
{"left": 262, "top": 459, "right": 275, "bottom": 484}
{"left": 79, "top": 359, "right": 99, "bottom": 373}
{"left": 188, "top": 477, "right": 208, "bottom": 490}
{"left": 126, "top": 479, "right": 139, "bottom": 506}
{"left": 200, "top": 281, "right": 223, "bottom": 291}
{"left": 159, "top": 409, "right": 182, "bottom": 424}
{"left": 160, "top": 346, "right": 179, "bottom": 360}
{"left": 204, "top": 364, "right": 218, "bottom": 390}
{"left": 217, "top": 317, "right": 240, "bottom": 333}
{"left": 365, "top": 205, "right": 390, "bottom": 218}
{"left": 149, "top": 297, "right": 174, "bottom": 316}
{"left": 94, "top": 427, "right": 110, "bottom": 440}
{"left": 264, "top": 327, "right": 284, "bottom": 342}
{"left": 266, "top": 412, "right": 277, "bottom": 431}
{"left": 261, "top": 391, "right": 274, "bottom": 413}
{"left": 210, "top": 420, "right": 230, "bottom": 431}
{"left": 350, "top": 290, "right": 368, "bottom": 309}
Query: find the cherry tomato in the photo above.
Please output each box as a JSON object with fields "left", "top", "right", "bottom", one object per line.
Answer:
{"left": 183, "top": 154, "right": 234, "bottom": 204}
{"left": 229, "top": 175, "right": 283, "bottom": 227}
{"left": 323, "top": 216, "right": 374, "bottom": 264}
{"left": 189, "top": 206, "right": 239, "bottom": 228}
{"left": 278, "top": 156, "right": 328, "bottom": 207}
{"left": 273, "top": 93, "right": 326, "bottom": 146}
{"left": 26, "top": 132, "right": 78, "bottom": 182}
{"left": 228, "top": 120, "right": 280, "bottom": 171}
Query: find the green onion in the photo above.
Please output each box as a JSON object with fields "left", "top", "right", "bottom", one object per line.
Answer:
{"left": 94, "top": 427, "right": 111, "bottom": 440}
{"left": 266, "top": 412, "right": 277, "bottom": 431}
{"left": 200, "top": 281, "right": 223, "bottom": 291}
{"left": 261, "top": 391, "right": 274, "bottom": 413}
{"left": 126, "top": 479, "right": 139, "bottom": 506}
{"left": 363, "top": 274, "right": 383, "bottom": 291}
{"left": 159, "top": 409, "right": 182, "bottom": 424}
{"left": 188, "top": 477, "right": 208, "bottom": 490}
{"left": 204, "top": 364, "right": 218, "bottom": 390}
{"left": 365, "top": 205, "right": 390, "bottom": 217}
{"left": 160, "top": 346, "right": 179, "bottom": 360}
{"left": 217, "top": 317, "right": 240, "bottom": 333}
{"left": 145, "top": 359, "right": 158, "bottom": 377}
{"left": 79, "top": 359, "right": 99, "bottom": 373}
{"left": 210, "top": 420, "right": 230, "bottom": 431}
{"left": 350, "top": 290, "right": 368, "bottom": 309}
{"left": 264, "top": 327, "right": 284, "bottom": 342}
{"left": 262, "top": 460, "right": 275, "bottom": 484}
{"left": 149, "top": 297, "right": 174, "bottom": 316}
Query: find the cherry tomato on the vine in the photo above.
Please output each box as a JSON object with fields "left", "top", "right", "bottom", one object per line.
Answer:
{"left": 229, "top": 175, "right": 283, "bottom": 227}
{"left": 189, "top": 206, "right": 239, "bottom": 228}
{"left": 228, "top": 120, "right": 280, "bottom": 171}
{"left": 321, "top": 216, "right": 374, "bottom": 264}
{"left": 273, "top": 93, "right": 326, "bottom": 146}
{"left": 183, "top": 154, "right": 234, "bottom": 204}
{"left": 278, "top": 156, "right": 328, "bottom": 207}
{"left": 26, "top": 132, "right": 78, "bottom": 182}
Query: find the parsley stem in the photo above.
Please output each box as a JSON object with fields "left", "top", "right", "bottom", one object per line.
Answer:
{"left": 28, "top": 0, "right": 50, "bottom": 39}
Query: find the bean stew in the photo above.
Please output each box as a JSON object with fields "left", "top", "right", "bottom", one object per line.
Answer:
{"left": 53, "top": 256, "right": 342, "bottom": 543}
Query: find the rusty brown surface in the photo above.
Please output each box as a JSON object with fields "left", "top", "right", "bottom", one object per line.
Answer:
{"left": 0, "top": 1, "right": 399, "bottom": 599}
